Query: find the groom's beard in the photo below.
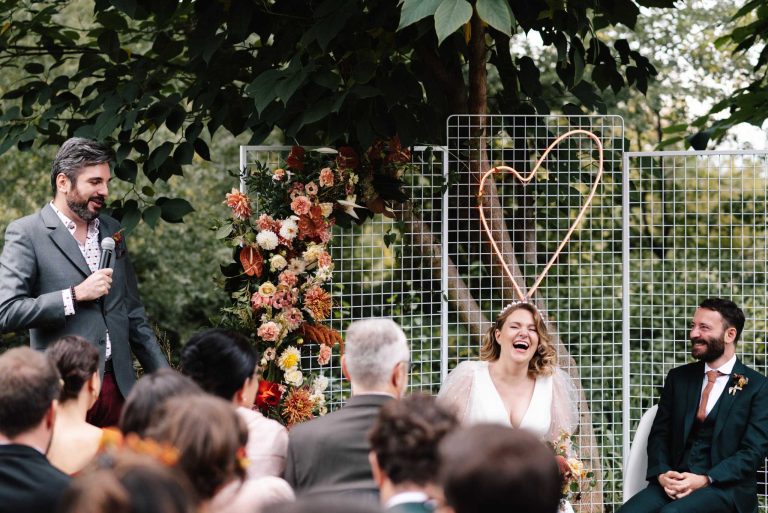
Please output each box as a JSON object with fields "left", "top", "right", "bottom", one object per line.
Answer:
{"left": 690, "top": 333, "right": 726, "bottom": 363}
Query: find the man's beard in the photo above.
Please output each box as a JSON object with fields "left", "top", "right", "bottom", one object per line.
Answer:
{"left": 691, "top": 333, "right": 726, "bottom": 363}
{"left": 66, "top": 191, "right": 104, "bottom": 223}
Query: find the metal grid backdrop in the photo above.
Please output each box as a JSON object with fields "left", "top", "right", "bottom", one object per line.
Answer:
{"left": 239, "top": 145, "right": 448, "bottom": 408}
{"left": 446, "top": 115, "right": 625, "bottom": 512}
{"left": 623, "top": 150, "right": 768, "bottom": 509}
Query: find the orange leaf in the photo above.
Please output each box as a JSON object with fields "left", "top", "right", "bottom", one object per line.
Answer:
{"left": 240, "top": 246, "right": 263, "bottom": 277}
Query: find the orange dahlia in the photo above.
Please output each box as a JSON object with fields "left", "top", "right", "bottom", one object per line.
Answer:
{"left": 282, "top": 387, "right": 315, "bottom": 426}
{"left": 225, "top": 188, "right": 252, "bottom": 220}
{"left": 304, "top": 286, "right": 332, "bottom": 320}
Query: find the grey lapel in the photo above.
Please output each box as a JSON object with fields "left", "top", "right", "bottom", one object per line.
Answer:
{"left": 41, "top": 204, "right": 91, "bottom": 278}
{"left": 713, "top": 359, "right": 745, "bottom": 440}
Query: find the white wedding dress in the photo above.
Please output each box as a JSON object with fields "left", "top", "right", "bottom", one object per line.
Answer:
{"left": 437, "top": 361, "right": 579, "bottom": 513}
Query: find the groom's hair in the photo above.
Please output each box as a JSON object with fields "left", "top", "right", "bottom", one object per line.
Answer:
{"left": 0, "top": 347, "right": 62, "bottom": 438}
{"left": 699, "top": 297, "right": 746, "bottom": 343}
{"left": 369, "top": 394, "right": 458, "bottom": 486}
{"left": 51, "top": 137, "right": 114, "bottom": 195}
{"left": 439, "top": 425, "right": 561, "bottom": 513}
{"left": 343, "top": 318, "right": 409, "bottom": 390}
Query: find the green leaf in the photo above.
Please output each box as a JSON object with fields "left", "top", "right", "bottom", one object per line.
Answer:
{"left": 142, "top": 205, "right": 162, "bottom": 228}
{"left": 397, "top": 0, "right": 442, "bottom": 30}
{"left": 158, "top": 197, "right": 195, "bottom": 223}
{"left": 194, "top": 138, "right": 211, "bottom": 161}
{"left": 215, "top": 224, "right": 234, "bottom": 239}
{"left": 24, "top": 63, "right": 45, "bottom": 74}
{"left": 120, "top": 203, "right": 141, "bottom": 232}
{"left": 662, "top": 123, "right": 688, "bottom": 134}
{"left": 147, "top": 141, "right": 174, "bottom": 171}
{"left": 434, "top": 0, "right": 472, "bottom": 46}
{"left": 173, "top": 141, "right": 194, "bottom": 165}
{"left": 165, "top": 105, "right": 186, "bottom": 134}
{"left": 114, "top": 159, "right": 138, "bottom": 182}
{"left": 476, "top": 0, "right": 514, "bottom": 36}
{"left": 245, "top": 70, "right": 281, "bottom": 115}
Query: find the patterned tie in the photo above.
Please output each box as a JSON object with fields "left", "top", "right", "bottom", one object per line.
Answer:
{"left": 696, "top": 370, "right": 725, "bottom": 422}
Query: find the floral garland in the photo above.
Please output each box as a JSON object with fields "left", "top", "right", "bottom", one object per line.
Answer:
{"left": 552, "top": 431, "right": 596, "bottom": 508}
{"left": 217, "top": 140, "right": 410, "bottom": 425}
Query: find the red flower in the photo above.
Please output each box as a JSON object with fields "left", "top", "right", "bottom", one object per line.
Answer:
{"left": 255, "top": 380, "right": 282, "bottom": 410}
{"left": 336, "top": 146, "right": 359, "bottom": 170}
{"left": 239, "top": 246, "right": 263, "bottom": 277}
{"left": 286, "top": 146, "right": 305, "bottom": 171}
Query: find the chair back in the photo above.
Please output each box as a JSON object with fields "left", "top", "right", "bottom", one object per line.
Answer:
{"left": 623, "top": 405, "right": 658, "bottom": 503}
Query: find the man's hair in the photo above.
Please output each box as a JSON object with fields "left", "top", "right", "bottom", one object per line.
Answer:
{"left": 180, "top": 328, "right": 257, "bottom": 401}
{"left": 0, "top": 347, "right": 62, "bottom": 438}
{"left": 699, "top": 297, "right": 746, "bottom": 343}
{"left": 145, "top": 395, "right": 246, "bottom": 501}
{"left": 343, "top": 318, "right": 409, "bottom": 390}
{"left": 51, "top": 137, "right": 114, "bottom": 196}
{"left": 368, "top": 394, "right": 458, "bottom": 486}
{"left": 119, "top": 369, "right": 203, "bottom": 437}
{"left": 439, "top": 425, "right": 561, "bottom": 513}
{"left": 46, "top": 335, "right": 99, "bottom": 402}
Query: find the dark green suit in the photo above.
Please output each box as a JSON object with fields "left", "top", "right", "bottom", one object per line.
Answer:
{"left": 387, "top": 502, "right": 434, "bottom": 513}
{"left": 621, "top": 359, "right": 768, "bottom": 513}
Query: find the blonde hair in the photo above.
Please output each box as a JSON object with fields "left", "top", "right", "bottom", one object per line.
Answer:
{"left": 479, "top": 303, "right": 555, "bottom": 376}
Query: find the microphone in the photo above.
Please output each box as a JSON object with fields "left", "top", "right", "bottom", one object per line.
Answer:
{"left": 99, "top": 237, "right": 115, "bottom": 270}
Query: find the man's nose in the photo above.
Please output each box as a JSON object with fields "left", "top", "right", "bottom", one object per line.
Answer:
{"left": 690, "top": 327, "right": 699, "bottom": 339}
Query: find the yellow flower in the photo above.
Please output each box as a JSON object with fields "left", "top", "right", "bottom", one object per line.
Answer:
{"left": 258, "top": 281, "right": 277, "bottom": 297}
{"left": 278, "top": 346, "right": 300, "bottom": 371}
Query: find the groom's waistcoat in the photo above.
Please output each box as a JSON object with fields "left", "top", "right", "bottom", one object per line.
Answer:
{"left": 680, "top": 394, "right": 723, "bottom": 474}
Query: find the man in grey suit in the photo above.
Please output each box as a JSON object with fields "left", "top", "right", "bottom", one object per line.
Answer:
{"left": 0, "top": 138, "right": 168, "bottom": 427}
{"left": 284, "top": 318, "right": 410, "bottom": 500}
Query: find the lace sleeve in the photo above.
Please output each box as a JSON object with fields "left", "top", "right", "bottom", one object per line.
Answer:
{"left": 549, "top": 367, "right": 580, "bottom": 440}
{"left": 437, "top": 361, "right": 476, "bottom": 423}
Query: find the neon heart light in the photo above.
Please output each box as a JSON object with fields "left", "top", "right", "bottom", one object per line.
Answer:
{"left": 476, "top": 129, "right": 604, "bottom": 302}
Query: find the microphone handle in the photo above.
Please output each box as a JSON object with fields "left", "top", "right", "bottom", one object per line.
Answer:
{"left": 98, "top": 249, "right": 114, "bottom": 270}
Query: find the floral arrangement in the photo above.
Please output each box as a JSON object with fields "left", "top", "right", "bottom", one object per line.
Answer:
{"left": 729, "top": 373, "right": 749, "bottom": 395}
{"left": 551, "top": 431, "right": 596, "bottom": 508}
{"left": 216, "top": 140, "right": 409, "bottom": 426}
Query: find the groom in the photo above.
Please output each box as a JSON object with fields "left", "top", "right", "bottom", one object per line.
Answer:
{"left": 620, "top": 298, "right": 768, "bottom": 513}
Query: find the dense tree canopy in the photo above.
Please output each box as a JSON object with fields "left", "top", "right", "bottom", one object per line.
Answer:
{"left": 0, "top": 0, "right": 674, "bottom": 227}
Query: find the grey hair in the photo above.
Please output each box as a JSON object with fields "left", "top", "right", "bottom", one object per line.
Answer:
{"left": 344, "top": 318, "right": 409, "bottom": 390}
{"left": 51, "top": 137, "right": 114, "bottom": 196}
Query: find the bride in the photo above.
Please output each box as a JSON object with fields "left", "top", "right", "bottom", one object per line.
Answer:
{"left": 438, "top": 302, "right": 580, "bottom": 512}
{"left": 437, "top": 301, "right": 578, "bottom": 442}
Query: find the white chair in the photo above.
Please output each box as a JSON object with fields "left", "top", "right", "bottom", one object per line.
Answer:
{"left": 623, "top": 405, "right": 658, "bottom": 503}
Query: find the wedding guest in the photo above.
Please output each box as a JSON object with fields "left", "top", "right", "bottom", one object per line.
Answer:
{"left": 368, "top": 394, "right": 458, "bottom": 512}
{"left": 59, "top": 451, "right": 195, "bottom": 513}
{"left": 0, "top": 347, "right": 68, "bottom": 513}
{"left": 118, "top": 368, "right": 203, "bottom": 437}
{"left": 0, "top": 137, "right": 168, "bottom": 427}
{"left": 146, "top": 394, "right": 294, "bottom": 513}
{"left": 437, "top": 424, "right": 561, "bottom": 513}
{"left": 271, "top": 497, "right": 384, "bottom": 513}
{"left": 285, "top": 318, "right": 410, "bottom": 500}
{"left": 180, "top": 328, "right": 288, "bottom": 478}
{"left": 46, "top": 336, "right": 106, "bottom": 474}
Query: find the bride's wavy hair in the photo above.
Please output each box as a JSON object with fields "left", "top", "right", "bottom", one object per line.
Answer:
{"left": 480, "top": 302, "right": 556, "bottom": 376}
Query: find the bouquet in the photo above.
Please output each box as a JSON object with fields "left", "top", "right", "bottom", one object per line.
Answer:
{"left": 552, "top": 431, "right": 596, "bottom": 508}
{"left": 216, "top": 141, "right": 409, "bottom": 426}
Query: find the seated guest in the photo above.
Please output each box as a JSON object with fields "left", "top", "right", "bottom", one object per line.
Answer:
{"left": 0, "top": 347, "right": 69, "bottom": 513}
{"left": 368, "top": 394, "right": 458, "bottom": 512}
{"left": 118, "top": 368, "right": 202, "bottom": 437}
{"left": 146, "top": 394, "right": 294, "bottom": 513}
{"left": 437, "top": 424, "right": 561, "bottom": 513}
{"left": 271, "top": 497, "right": 384, "bottom": 513}
{"left": 180, "top": 328, "right": 288, "bottom": 478}
{"left": 46, "top": 336, "right": 105, "bottom": 474}
{"left": 285, "top": 318, "right": 410, "bottom": 500}
{"left": 59, "top": 452, "right": 195, "bottom": 513}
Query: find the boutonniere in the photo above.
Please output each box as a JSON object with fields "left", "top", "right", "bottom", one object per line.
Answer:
{"left": 112, "top": 228, "right": 127, "bottom": 258}
{"left": 728, "top": 373, "right": 749, "bottom": 395}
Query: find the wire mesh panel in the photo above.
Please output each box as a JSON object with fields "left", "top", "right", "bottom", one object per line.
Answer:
{"left": 624, "top": 150, "right": 768, "bottom": 510}
{"left": 445, "top": 114, "right": 625, "bottom": 513}
{"left": 239, "top": 146, "right": 447, "bottom": 409}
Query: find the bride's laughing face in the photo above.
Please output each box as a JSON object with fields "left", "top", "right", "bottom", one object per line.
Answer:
{"left": 495, "top": 308, "right": 539, "bottom": 364}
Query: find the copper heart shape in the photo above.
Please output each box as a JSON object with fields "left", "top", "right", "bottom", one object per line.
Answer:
{"left": 477, "top": 129, "right": 605, "bottom": 302}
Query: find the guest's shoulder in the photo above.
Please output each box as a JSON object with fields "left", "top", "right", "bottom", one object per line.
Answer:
{"left": 238, "top": 406, "right": 288, "bottom": 435}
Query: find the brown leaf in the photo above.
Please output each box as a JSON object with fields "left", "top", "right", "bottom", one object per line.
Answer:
{"left": 240, "top": 246, "right": 263, "bottom": 277}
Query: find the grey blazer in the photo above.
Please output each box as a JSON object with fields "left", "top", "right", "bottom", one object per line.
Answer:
{"left": 0, "top": 204, "right": 168, "bottom": 395}
{"left": 284, "top": 394, "right": 393, "bottom": 500}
